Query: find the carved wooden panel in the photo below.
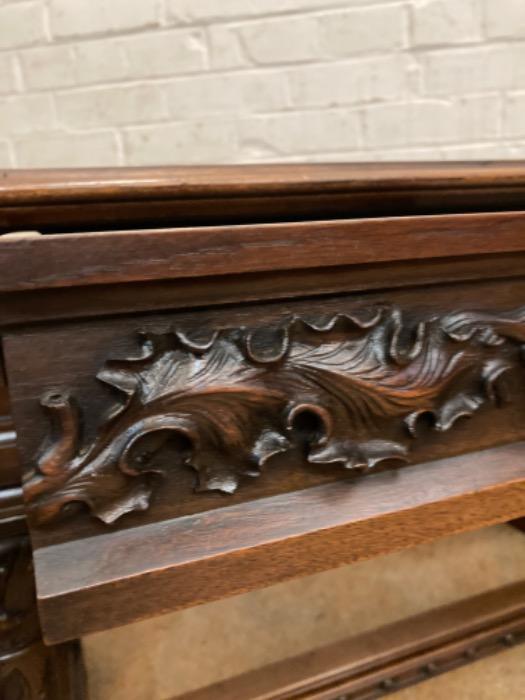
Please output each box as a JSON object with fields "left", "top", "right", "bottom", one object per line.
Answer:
{"left": 24, "top": 303, "right": 525, "bottom": 527}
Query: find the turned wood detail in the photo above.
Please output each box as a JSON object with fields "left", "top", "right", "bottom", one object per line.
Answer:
{"left": 26, "top": 304, "right": 525, "bottom": 526}
{"left": 0, "top": 532, "right": 85, "bottom": 700}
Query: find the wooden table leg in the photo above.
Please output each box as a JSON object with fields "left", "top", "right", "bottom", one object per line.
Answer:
{"left": 0, "top": 531, "right": 87, "bottom": 700}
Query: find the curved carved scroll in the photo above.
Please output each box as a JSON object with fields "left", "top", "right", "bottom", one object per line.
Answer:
{"left": 26, "top": 305, "right": 525, "bottom": 525}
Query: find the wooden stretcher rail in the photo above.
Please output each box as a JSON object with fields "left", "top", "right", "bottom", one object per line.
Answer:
{"left": 177, "top": 582, "right": 525, "bottom": 700}
{"left": 34, "top": 441, "right": 525, "bottom": 643}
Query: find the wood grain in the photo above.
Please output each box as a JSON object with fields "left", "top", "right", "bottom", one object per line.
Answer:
{"left": 22, "top": 303, "right": 525, "bottom": 528}
{"left": 3, "top": 163, "right": 525, "bottom": 655}
{"left": 34, "top": 441, "right": 525, "bottom": 643}
{"left": 0, "top": 449, "right": 86, "bottom": 698}
{"left": 2, "top": 252, "right": 525, "bottom": 328}
{"left": 3, "top": 211, "right": 525, "bottom": 293}
{"left": 5, "top": 278, "right": 525, "bottom": 550}
{"left": 3, "top": 162, "right": 525, "bottom": 233}
{"left": 0, "top": 387, "right": 19, "bottom": 488}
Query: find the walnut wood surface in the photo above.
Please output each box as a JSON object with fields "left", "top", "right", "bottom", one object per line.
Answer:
{"left": 3, "top": 211, "right": 525, "bottom": 294}
{"left": 3, "top": 252, "right": 525, "bottom": 328}
{"left": 0, "top": 388, "right": 19, "bottom": 489}
{"left": 2, "top": 163, "right": 525, "bottom": 649}
{"left": 2, "top": 162, "right": 525, "bottom": 233}
{"left": 4, "top": 280, "right": 525, "bottom": 547}
{"left": 22, "top": 303, "right": 525, "bottom": 528}
{"left": 34, "top": 441, "right": 525, "bottom": 642}
{"left": 0, "top": 443, "right": 86, "bottom": 698}
{"left": 0, "top": 534, "right": 86, "bottom": 700}
{"left": 6, "top": 280, "right": 525, "bottom": 549}
{"left": 177, "top": 582, "right": 525, "bottom": 700}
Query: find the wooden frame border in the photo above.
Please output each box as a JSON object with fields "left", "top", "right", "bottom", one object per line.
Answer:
{"left": 3, "top": 211, "right": 525, "bottom": 293}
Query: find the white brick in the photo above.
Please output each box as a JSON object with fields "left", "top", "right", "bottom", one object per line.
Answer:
{"left": 3, "top": 0, "right": 525, "bottom": 169}
{"left": 0, "top": 94, "right": 55, "bottom": 134}
{"left": 287, "top": 55, "right": 411, "bottom": 108}
{"left": 74, "top": 39, "right": 128, "bottom": 85}
{"left": 207, "top": 25, "right": 248, "bottom": 70}
{"left": 19, "top": 45, "right": 75, "bottom": 90}
{"left": 504, "top": 93, "right": 525, "bottom": 137}
{"left": 15, "top": 131, "right": 120, "bottom": 167}
{"left": 56, "top": 85, "right": 167, "bottom": 129}
{"left": 49, "top": 0, "right": 159, "bottom": 39}
{"left": 166, "top": 71, "right": 289, "bottom": 117}
{"left": 484, "top": 0, "right": 525, "bottom": 39}
{"left": 0, "top": 141, "right": 12, "bottom": 168}
{"left": 237, "top": 110, "right": 361, "bottom": 156}
{"left": 122, "top": 30, "right": 207, "bottom": 79}
{"left": 363, "top": 96, "right": 500, "bottom": 147}
{"left": 19, "top": 40, "right": 128, "bottom": 90}
{"left": 370, "top": 146, "right": 442, "bottom": 161}
{"left": 421, "top": 46, "right": 512, "bottom": 95}
{"left": 0, "top": 2, "right": 47, "bottom": 49}
{"left": 123, "top": 120, "right": 237, "bottom": 165}
{"left": 166, "top": 0, "right": 383, "bottom": 25}
{"left": 439, "top": 143, "right": 513, "bottom": 160}
{"left": 235, "top": 16, "right": 319, "bottom": 65}
{"left": 509, "top": 44, "right": 525, "bottom": 90}
{"left": 318, "top": 5, "right": 407, "bottom": 57}
{"left": 412, "top": 0, "right": 481, "bottom": 47}
{"left": 0, "top": 53, "right": 15, "bottom": 94}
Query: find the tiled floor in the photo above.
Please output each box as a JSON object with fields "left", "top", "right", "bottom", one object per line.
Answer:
{"left": 83, "top": 525, "right": 525, "bottom": 700}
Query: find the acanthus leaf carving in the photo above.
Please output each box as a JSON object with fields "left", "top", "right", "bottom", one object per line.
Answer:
{"left": 25, "top": 304, "right": 525, "bottom": 526}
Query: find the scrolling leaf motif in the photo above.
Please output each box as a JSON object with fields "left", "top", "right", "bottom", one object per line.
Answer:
{"left": 26, "top": 305, "right": 525, "bottom": 525}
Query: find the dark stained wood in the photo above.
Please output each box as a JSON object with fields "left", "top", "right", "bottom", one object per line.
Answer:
{"left": 0, "top": 439, "right": 19, "bottom": 490}
{"left": 34, "top": 441, "right": 525, "bottom": 643}
{"left": 6, "top": 279, "right": 525, "bottom": 550}
{"left": 2, "top": 163, "right": 525, "bottom": 666}
{"left": 2, "top": 252, "right": 525, "bottom": 328}
{"left": 511, "top": 517, "right": 525, "bottom": 533}
{"left": 177, "top": 582, "right": 525, "bottom": 700}
{"left": 0, "top": 484, "right": 86, "bottom": 699}
{"left": 0, "top": 380, "right": 86, "bottom": 698}
{"left": 5, "top": 277, "right": 525, "bottom": 553}
{"left": 19, "top": 302, "right": 525, "bottom": 529}
{"left": 3, "top": 162, "right": 525, "bottom": 233}
{"left": 0, "top": 533, "right": 87, "bottom": 699}
{"left": 6, "top": 163, "right": 525, "bottom": 205}
{"left": 3, "top": 211, "right": 525, "bottom": 293}
{"left": 0, "top": 387, "right": 19, "bottom": 488}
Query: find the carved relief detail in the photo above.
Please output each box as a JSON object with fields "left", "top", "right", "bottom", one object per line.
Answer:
{"left": 26, "top": 305, "right": 525, "bottom": 525}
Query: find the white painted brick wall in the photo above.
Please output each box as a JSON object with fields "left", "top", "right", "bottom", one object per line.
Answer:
{"left": 0, "top": 0, "right": 525, "bottom": 167}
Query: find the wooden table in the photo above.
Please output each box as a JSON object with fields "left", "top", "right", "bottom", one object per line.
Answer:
{"left": 1, "top": 163, "right": 524, "bottom": 699}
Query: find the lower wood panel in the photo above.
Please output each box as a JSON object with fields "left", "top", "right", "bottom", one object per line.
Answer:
{"left": 35, "top": 441, "right": 525, "bottom": 643}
